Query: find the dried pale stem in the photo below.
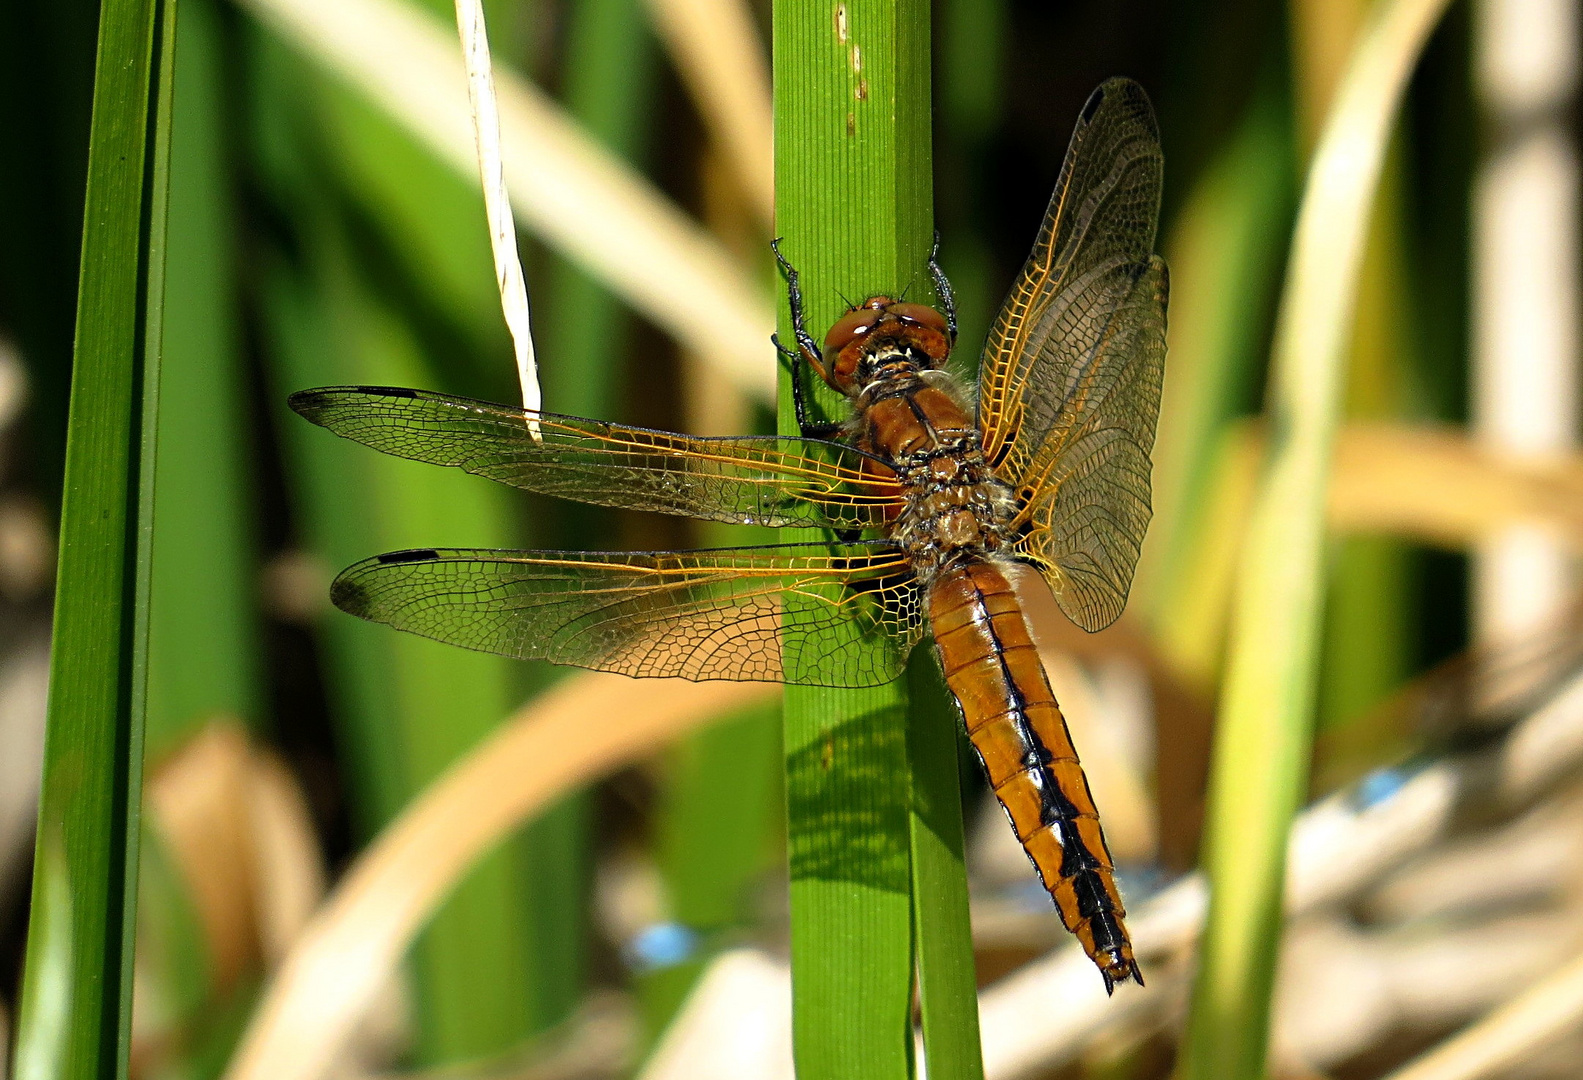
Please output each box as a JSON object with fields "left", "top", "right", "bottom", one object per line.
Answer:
{"left": 1381, "top": 947, "right": 1583, "bottom": 1080}
{"left": 453, "top": 0, "right": 541, "bottom": 429}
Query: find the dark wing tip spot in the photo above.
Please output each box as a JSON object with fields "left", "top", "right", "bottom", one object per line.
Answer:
{"left": 287, "top": 383, "right": 417, "bottom": 414}
{"left": 353, "top": 385, "right": 419, "bottom": 398}
{"left": 377, "top": 548, "right": 441, "bottom": 564}
{"left": 285, "top": 388, "right": 330, "bottom": 418}
{"left": 1080, "top": 82, "right": 1110, "bottom": 124}
{"left": 288, "top": 384, "right": 427, "bottom": 424}
{"left": 330, "top": 575, "right": 370, "bottom": 617}
{"left": 1082, "top": 78, "right": 1160, "bottom": 140}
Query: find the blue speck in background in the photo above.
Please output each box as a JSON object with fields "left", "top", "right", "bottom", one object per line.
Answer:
{"left": 626, "top": 921, "right": 700, "bottom": 972}
{"left": 1354, "top": 767, "right": 1408, "bottom": 810}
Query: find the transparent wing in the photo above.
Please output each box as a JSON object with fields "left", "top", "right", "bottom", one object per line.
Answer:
{"left": 1011, "top": 257, "right": 1167, "bottom": 631}
{"left": 978, "top": 78, "right": 1164, "bottom": 473}
{"left": 973, "top": 78, "right": 1168, "bottom": 632}
{"left": 330, "top": 543, "right": 924, "bottom": 688}
{"left": 290, "top": 386, "right": 900, "bottom": 531}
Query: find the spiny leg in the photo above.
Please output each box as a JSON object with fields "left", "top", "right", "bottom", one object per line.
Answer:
{"left": 770, "top": 334, "right": 842, "bottom": 440}
{"left": 771, "top": 238, "right": 843, "bottom": 440}
{"left": 928, "top": 230, "right": 958, "bottom": 341}
{"left": 771, "top": 238, "right": 822, "bottom": 361}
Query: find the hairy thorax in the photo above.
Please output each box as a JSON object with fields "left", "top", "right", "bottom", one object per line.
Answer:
{"left": 850, "top": 352, "right": 1018, "bottom": 582}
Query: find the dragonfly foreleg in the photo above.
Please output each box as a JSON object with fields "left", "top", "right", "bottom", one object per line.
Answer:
{"left": 772, "top": 239, "right": 844, "bottom": 440}
{"left": 771, "top": 238, "right": 824, "bottom": 363}
{"left": 774, "top": 339, "right": 844, "bottom": 439}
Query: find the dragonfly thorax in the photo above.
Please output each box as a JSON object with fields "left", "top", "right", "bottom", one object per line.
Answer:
{"left": 852, "top": 362, "right": 1018, "bottom": 581}
{"left": 890, "top": 443, "right": 1018, "bottom": 580}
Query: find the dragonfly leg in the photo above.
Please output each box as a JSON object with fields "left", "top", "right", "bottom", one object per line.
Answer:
{"left": 928, "top": 230, "right": 959, "bottom": 341}
{"left": 771, "top": 238, "right": 824, "bottom": 362}
{"left": 772, "top": 333, "right": 842, "bottom": 438}
{"left": 772, "top": 239, "right": 843, "bottom": 440}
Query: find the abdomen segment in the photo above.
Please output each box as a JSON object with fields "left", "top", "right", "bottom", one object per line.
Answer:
{"left": 928, "top": 559, "right": 1142, "bottom": 991}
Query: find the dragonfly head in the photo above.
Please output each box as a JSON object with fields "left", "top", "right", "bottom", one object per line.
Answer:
{"left": 821, "top": 297, "right": 952, "bottom": 393}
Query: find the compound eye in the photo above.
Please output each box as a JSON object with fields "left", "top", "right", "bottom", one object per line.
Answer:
{"left": 887, "top": 303, "right": 950, "bottom": 336}
{"left": 823, "top": 307, "right": 882, "bottom": 357}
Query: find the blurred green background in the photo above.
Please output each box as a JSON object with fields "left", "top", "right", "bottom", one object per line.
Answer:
{"left": 6, "top": 0, "right": 1583, "bottom": 1077}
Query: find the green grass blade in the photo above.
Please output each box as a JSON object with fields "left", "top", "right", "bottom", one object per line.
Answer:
{"left": 658, "top": 705, "right": 783, "bottom": 929}
{"left": 147, "top": 0, "right": 260, "bottom": 761}
{"left": 259, "top": 247, "right": 542, "bottom": 1059}
{"left": 907, "top": 652, "right": 984, "bottom": 1080}
{"left": 12, "top": 0, "right": 176, "bottom": 1075}
{"left": 133, "top": 1, "right": 263, "bottom": 1063}
{"left": 1313, "top": 11, "right": 1419, "bottom": 746}
{"left": 773, "top": 1, "right": 932, "bottom": 1075}
{"left": 496, "top": 0, "right": 664, "bottom": 1032}
{"left": 311, "top": 0, "right": 515, "bottom": 391}
{"left": 1179, "top": 1, "right": 1454, "bottom": 1076}
{"left": 311, "top": 76, "right": 513, "bottom": 395}
{"left": 539, "top": 0, "right": 655, "bottom": 420}
{"left": 780, "top": 683, "right": 912, "bottom": 1080}
{"left": 932, "top": 0, "right": 1005, "bottom": 371}
{"left": 1139, "top": 79, "right": 1293, "bottom": 677}
{"left": 607, "top": 0, "right": 788, "bottom": 1023}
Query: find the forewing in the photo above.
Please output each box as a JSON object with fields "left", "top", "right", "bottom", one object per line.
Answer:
{"left": 330, "top": 543, "right": 924, "bottom": 688}
{"left": 977, "top": 77, "right": 1164, "bottom": 481}
{"left": 1012, "top": 257, "right": 1167, "bottom": 631}
{"left": 290, "top": 386, "right": 899, "bottom": 530}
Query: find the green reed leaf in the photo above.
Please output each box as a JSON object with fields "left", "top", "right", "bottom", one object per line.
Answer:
{"left": 908, "top": 652, "right": 985, "bottom": 1080}
{"left": 773, "top": 1, "right": 982, "bottom": 1076}
{"left": 13, "top": 0, "right": 175, "bottom": 1076}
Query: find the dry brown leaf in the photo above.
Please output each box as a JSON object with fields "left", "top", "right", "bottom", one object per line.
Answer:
{"left": 147, "top": 724, "right": 264, "bottom": 990}
{"left": 224, "top": 673, "right": 774, "bottom": 1080}
{"left": 1330, "top": 423, "right": 1583, "bottom": 546}
{"left": 246, "top": 749, "right": 328, "bottom": 965}
{"left": 146, "top": 723, "right": 329, "bottom": 990}
{"left": 1163, "top": 420, "right": 1583, "bottom": 694}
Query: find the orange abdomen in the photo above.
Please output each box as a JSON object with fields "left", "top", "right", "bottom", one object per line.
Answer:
{"left": 928, "top": 559, "right": 1141, "bottom": 990}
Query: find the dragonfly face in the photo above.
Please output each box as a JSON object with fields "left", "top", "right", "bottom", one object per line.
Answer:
{"left": 818, "top": 296, "right": 953, "bottom": 394}
{"left": 289, "top": 77, "right": 1168, "bottom": 992}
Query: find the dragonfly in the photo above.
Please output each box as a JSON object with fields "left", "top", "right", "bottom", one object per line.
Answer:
{"left": 290, "top": 77, "right": 1167, "bottom": 992}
